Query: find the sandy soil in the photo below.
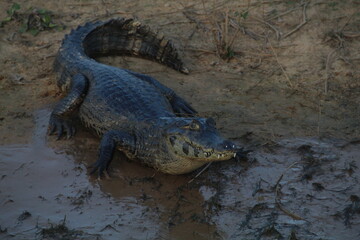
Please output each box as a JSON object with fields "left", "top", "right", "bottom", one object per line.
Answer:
{"left": 0, "top": 0, "right": 359, "bottom": 239}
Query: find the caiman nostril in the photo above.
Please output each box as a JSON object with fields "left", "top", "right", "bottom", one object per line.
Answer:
{"left": 222, "top": 140, "right": 236, "bottom": 150}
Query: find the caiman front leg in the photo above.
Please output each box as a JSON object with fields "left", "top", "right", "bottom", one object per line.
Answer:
{"left": 48, "top": 74, "right": 88, "bottom": 139}
{"left": 125, "top": 70, "right": 197, "bottom": 116}
{"left": 90, "top": 130, "right": 136, "bottom": 177}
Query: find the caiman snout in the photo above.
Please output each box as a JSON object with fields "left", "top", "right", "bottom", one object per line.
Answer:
{"left": 201, "top": 139, "right": 239, "bottom": 161}
{"left": 221, "top": 140, "right": 237, "bottom": 150}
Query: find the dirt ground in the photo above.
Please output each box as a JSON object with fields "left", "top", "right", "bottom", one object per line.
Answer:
{"left": 0, "top": 0, "right": 359, "bottom": 239}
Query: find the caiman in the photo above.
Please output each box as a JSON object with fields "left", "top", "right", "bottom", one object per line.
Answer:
{"left": 48, "top": 18, "right": 243, "bottom": 175}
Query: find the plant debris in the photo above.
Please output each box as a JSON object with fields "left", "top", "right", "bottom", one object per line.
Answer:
{"left": 0, "top": 3, "right": 21, "bottom": 27}
{"left": 22, "top": 8, "right": 64, "bottom": 36}
{"left": 1, "top": 3, "right": 65, "bottom": 35}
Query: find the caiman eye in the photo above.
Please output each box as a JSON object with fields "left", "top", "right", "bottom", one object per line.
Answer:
{"left": 182, "top": 120, "right": 201, "bottom": 131}
{"left": 189, "top": 121, "right": 200, "bottom": 130}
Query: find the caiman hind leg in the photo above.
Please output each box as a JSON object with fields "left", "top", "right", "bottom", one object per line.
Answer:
{"left": 125, "top": 70, "right": 197, "bottom": 116}
{"left": 48, "top": 74, "right": 88, "bottom": 139}
{"left": 90, "top": 130, "right": 136, "bottom": 177}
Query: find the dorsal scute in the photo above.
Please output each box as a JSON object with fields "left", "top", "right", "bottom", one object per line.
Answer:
{"left": 59, "top": 18, "right": 188, "bottom": 74}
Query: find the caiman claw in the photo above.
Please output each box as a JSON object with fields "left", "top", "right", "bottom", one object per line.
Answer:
{"left": 89, "top": 161, "right": 111, "bottom": 179}
{"left": 48, "top": 114, "right": 75, "bottom": 140}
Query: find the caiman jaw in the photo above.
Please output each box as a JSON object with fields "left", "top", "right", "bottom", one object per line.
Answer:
{"left": 168, "top": 135, "right": 237, "bottom": 162}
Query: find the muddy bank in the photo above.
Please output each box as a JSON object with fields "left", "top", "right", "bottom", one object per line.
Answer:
{"left": 1, "top": 0, "right": 360, "bottom": 239}
{"left": 1, "top": 109, "right": 359, "bottom": 239}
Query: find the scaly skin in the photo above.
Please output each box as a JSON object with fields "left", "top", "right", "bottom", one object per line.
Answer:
{"left": 49, "top": 18, "right": 242, "bottom": 175}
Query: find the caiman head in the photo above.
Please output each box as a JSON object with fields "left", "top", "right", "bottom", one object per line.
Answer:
{"left": 155, "top": 117, "right": 239, "bottom": 174}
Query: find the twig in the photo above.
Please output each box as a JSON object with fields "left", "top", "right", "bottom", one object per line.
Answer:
{"left": 203, "top": 0, "right": 232, "bottom": 13}
{"left": 224, "top": 9, "right": 229, "bottom": 50}
{"left": 317, "top": 103, "right": 322, "bottom": 136}
{"left": 242, "top": 51, "right": 272, "bottom": 57}
{"left": 43, "top": 54, "right": 57, "bottom": 59}
{"left": 91, "top": 11, "right": 133, "bottom": 22}
{"left": 276, "top": 199, "right": 305, "bottom": 220}
{"left": 159, "top": 21, "right": 190, "bottom": 26}
{"left": 184, "top": 27, "right": 197, "bottom": 49}
{"left": 340, "top": 56, "right": 360, "bottom": 63}
{"left": 182, "top": 10, "right": 209, "bottom": 31}
{"left": 185, "top": 48, "right": 216, "bottom": 54}
{"left": 67, "top": 2, "right": 99, "bottom": 6}
{"left": 188, "top": 162, "right": 212, "bottom": 183}
{"left": 35, "top": 43, "right": 52, "bottom": 50}
{"left": 229, "top": 19, "right": 265, "bottom": 40}
{"left": 282, "top": 1, "right": 309, "bottom": 39}
{"left": 325, "top": 48, "right": 338, "bottom": 94}
{"left": 323, "top": 10, "right": 358, "bottom": 94}
{"left": 227, "top": 25, "right": 241, "bottom": 49}
{"left": 266, "top": 5, "right": 303, "bottom": 21}
{"left": 13, "top": 163, "right": 26, "bottom": 174}
{"left": 339, "top": 11, "right": 356, "bottom": 33}
{"left": 342, "top": 31, "right": 360, "bottom": 38}
{"left": 275, "top": 161, "right": 305, "bottom": 220}
{"left": 201, "top": 0, "right": 220, "bottom": 59}
{"left": 326, "top": 184, "right": 355, "bottom": 193}
{"left": 256, "top": 1, "right": 309, "bottom": 40}
{"left": 255, "top": 17, "right": 281, "bottom": 40}
{"left": 147, "top": 8, "right": 192, "bottom": 17}
{"left": 245, "top": 76, "right": 264, "bottom": 94}
{"left": 268, "top": 41, "right": 293, "bottom": 88}
{"left": 250, "top": 57, "right": 263, "bottom": 68}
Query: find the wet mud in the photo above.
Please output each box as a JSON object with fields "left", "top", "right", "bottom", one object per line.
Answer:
{"left": 1, "top": 109, "right": 359, "bottom": 239}
{"left": 0, "top": 110, "right": 160, "bottom": 239}
{"left": 1, "top": 0, "right": 360, "bottom": 239}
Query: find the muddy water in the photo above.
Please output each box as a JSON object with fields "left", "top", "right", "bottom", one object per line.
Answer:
{"left": 1, "top": 109, "right": 359, "bottom": 240}
{"left": 0, "top": 110, "right": 161, "bottom": 239}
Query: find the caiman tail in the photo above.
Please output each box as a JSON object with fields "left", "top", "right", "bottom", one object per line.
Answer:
{"left": 54, "top": 18, "right": 188, "bottom": 89}
{"left": 83, "top": 19, "right": 188, "bottom": 73}
{"left": 56, "top": 18, "right": 187, "bottom": 71}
